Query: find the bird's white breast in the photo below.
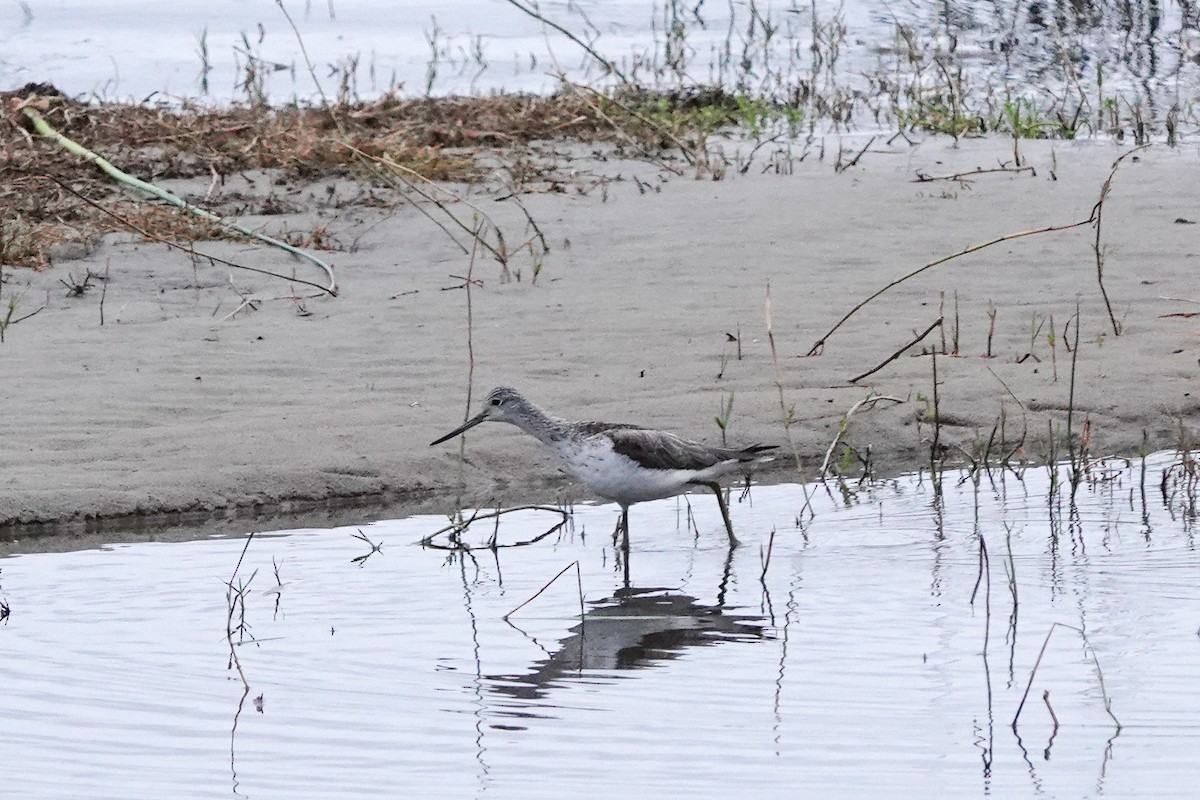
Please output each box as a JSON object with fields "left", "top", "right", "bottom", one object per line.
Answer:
{"left": 553, "top": 436, "right": 703, "bottom": 505}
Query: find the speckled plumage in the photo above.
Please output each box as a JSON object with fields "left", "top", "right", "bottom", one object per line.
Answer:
{"left": 430, "top": 387, "right": 776, "bottom": 547}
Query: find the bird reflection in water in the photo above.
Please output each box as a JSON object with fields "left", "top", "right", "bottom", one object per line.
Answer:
{"left": 488, "top": 587, "right": 767, "bottom": 705}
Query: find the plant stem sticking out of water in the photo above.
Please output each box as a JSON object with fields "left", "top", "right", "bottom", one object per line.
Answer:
{"left": 1042, "top": 690, "right": 1060, "bottom": 759}
{"left": 818, "top": 392, "right": 904, "bottom": 481}
{"left": 499, "top": 0, "right": 628, "bottom": 84}
{"left": 759, "top": 526, "right": 776, "bottom": 584}
{"left": 1012, "top": 622, "right": 1122, "bottom": 735}
{"left": 275, "top": 0, "right": 331, "bottom": 109}
{"left": 225, "top": 532, "right": 257, "bottom": 691}
{"left": 765, "top": 280, "right": 815, "bottom": 521}
{"left": 930, "top": 344, "right": 944, "bottom": 501}
{"left": 195, "top": 26, "right": 212, "bottom": 94}
{"left": 350, "top": 529, "right": 383, "bottom": 566}
{"left": 502, "top": 560, "right": 585, "bottom": 624}
{"left": 1066, "top": 302, "right": 1083, "bottom": 501}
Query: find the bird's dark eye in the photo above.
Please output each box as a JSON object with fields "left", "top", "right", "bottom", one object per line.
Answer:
{"left": 490, "top": 397, "right": 501, "bottom": 406}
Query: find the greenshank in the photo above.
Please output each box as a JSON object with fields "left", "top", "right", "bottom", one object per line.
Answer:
{"left": 429, "top": 387, "right": 776, "bottom": 548}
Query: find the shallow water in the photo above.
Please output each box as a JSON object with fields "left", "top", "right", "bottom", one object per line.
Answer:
{"left": 2, "top": 452, "right": 1199, "bottom": 798}
{"left": 2, "top": 0, "right": 1195, "bottom": 123}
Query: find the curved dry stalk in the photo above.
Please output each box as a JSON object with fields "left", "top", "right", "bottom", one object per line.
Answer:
{"left": 807, "top": 145, "right": 1148, "bottom": 356}
{"left": 51, "top": 180, "right": 337, "bottom": 296}
{"left": 21, "top": 107, "right": 338, "bottom": 296}
{"left": 806, "top": 218, "right": 1095, "bottom": 356}
{"left": 1091, "top": 145, "right": 1150, "bottom": 336}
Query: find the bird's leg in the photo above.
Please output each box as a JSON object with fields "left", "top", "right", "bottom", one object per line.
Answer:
{"left": 612, "top": 505, "right": 631, "bottom": 552}
{"left": 620, "top": 506, "right": 630, "bottom": 554}
{"left": 619, "top": 506, "right": 632, "bottom": 586}
{"left": 698, "top": 481, "right": 740, "bottom": 548}
{"left": 621, "top": 535, "right": 632, "bottom": 589}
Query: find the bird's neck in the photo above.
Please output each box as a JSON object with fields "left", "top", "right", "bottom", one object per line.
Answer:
{"left": 510, "top": 403, "right": 571, "bottom": 446}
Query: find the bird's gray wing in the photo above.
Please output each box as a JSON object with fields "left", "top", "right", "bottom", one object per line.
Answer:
{"left": 572, "top": 421, "right": 643, "bottom": 438}
{"left": 602, "top": 427, "right": 727, "bottom": 471}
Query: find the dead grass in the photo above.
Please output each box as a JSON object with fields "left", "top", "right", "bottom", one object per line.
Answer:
{"left": 1, "top": 83, "right": 620, "bottom": 269}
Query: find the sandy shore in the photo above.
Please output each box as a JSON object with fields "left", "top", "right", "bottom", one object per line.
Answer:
{"left": 2, "top": 135, "right": 1197, "bottom": 544}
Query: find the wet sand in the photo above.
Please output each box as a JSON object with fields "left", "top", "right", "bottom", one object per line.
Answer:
{"left": 2, "top": 135, "right": 1197, "bottom": 542}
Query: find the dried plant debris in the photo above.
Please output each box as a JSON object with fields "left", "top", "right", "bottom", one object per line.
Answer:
{"left": 1, "top": 85, "right": 624, "bottom": 269}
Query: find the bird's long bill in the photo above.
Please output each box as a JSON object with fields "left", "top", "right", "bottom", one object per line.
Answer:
{"left": 429, "top": 412, "right": 487, "bottom": 446}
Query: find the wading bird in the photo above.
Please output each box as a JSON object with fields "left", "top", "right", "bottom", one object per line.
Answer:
{"left": 430, "top": 387, "right": 776, "bottom": 548}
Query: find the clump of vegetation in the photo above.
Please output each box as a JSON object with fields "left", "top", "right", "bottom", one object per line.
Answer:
{"left": 4, "top": 1, "right": 1193, "bottom": 269}
{"left": 1, "top": 85, "right": 609, "bottom": 268}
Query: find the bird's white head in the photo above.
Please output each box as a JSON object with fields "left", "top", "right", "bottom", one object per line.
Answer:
{"left": 429, "top": 387, "right": 533, "bottom": 445}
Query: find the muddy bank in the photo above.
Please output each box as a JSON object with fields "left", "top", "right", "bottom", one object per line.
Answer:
{"left": 2, "top": 135, "right": 1197, "bottom": 543}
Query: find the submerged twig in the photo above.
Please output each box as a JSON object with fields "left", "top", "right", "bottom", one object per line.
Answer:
{"left": 420, "top": 505, "right": 571, "bottom": 550}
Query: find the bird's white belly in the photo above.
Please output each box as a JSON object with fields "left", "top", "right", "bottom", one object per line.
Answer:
{"left": 556, "top": 440, "right": 697, "bottom": 505}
